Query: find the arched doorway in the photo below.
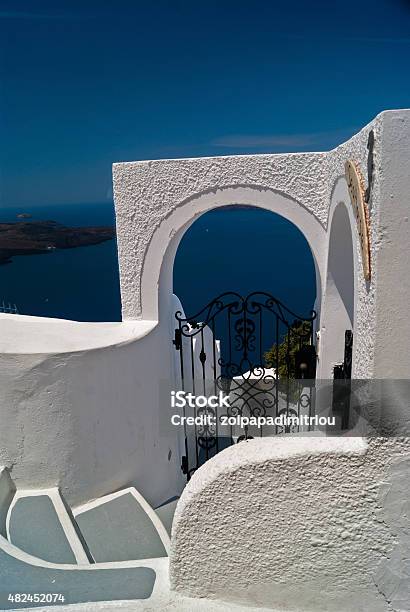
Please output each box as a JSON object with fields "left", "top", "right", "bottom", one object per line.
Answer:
{"left": 169, "top": 202, "right": 320, "bottom": 478}
{"left": 319, "top": 201, "right": 356, "bottom": 379}
{"left": 174, "top": 206, "right": 316, "bottom": 318}
{"left": 149, "top": 185, "right": 326, "bottom": 323}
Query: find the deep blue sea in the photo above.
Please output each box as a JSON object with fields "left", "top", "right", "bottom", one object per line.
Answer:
{"left": 174, "top": 207, "right": 316, "bottom": 319}
{"left": 0, "top": 203, "right": 316, "bottom": 323}
{"left": 0, "top": 203, "right": 122, "bottom": 321}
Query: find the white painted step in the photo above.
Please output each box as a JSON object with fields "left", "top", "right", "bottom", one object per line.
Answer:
{"left": 6, "top": 488, "right": 91, "bottom": 565}
{"left": 73, "top": 487, "right": 170, "bottom": 563}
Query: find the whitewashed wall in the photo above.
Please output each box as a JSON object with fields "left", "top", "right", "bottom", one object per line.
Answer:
{"left": 170, "top": 436, "right": 410, "bottom": 611}
{"left": 113, "top": 159, "right": 328, "bottom": 323}
{"left": 0, "top": 316, "right": 185, "bottom": 508}
{"left": 373, "top": 111, "right": 410, "bottom": 377}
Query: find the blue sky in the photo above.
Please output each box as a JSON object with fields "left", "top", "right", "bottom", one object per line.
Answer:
{"left": 1, "top": 0, "right": 410, "bottom": 207}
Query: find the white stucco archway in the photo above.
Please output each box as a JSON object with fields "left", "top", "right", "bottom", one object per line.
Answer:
{"left": 112, "top": 116, "right": 387, "bottom": 379}
{"left": 140, "top": 186, "right": 326, "bottom": 323}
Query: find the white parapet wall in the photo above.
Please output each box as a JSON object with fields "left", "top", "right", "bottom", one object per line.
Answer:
{"left": 170, "top": 436, "right": 410, "bottom": 611}
{"left": 0, "top": 314, "right": 186, "bottom": 508}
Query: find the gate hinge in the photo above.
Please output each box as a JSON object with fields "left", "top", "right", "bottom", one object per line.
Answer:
{"left": 173, "top": 328, "right": 182, "bottom": 351}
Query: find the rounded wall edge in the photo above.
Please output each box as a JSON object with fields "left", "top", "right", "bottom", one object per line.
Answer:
{"left": 0, "top": 315, "right": 157, "bottom": 355}
{"left": 170, "top": 436, "right": 409, "bottom": 612}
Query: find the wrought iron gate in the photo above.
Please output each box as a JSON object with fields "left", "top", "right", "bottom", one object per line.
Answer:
{"left": 173, "top": 292, "right": 317, "bottom": 480}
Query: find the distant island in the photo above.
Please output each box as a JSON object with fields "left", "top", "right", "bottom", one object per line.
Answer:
{"left": 0, "top": 220, "right": 115, "bottom": 265}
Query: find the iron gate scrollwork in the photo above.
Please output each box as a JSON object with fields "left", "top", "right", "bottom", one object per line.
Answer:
{"left": 174, "top": 292, "right": 317, "bottom": 480}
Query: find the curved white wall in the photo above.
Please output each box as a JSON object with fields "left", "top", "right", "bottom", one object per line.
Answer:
{"left": 170, "top": 436, "right": 410, "bottom": 611}
{"left": 0, "top": 318, "right": 185, "bottom": 508}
